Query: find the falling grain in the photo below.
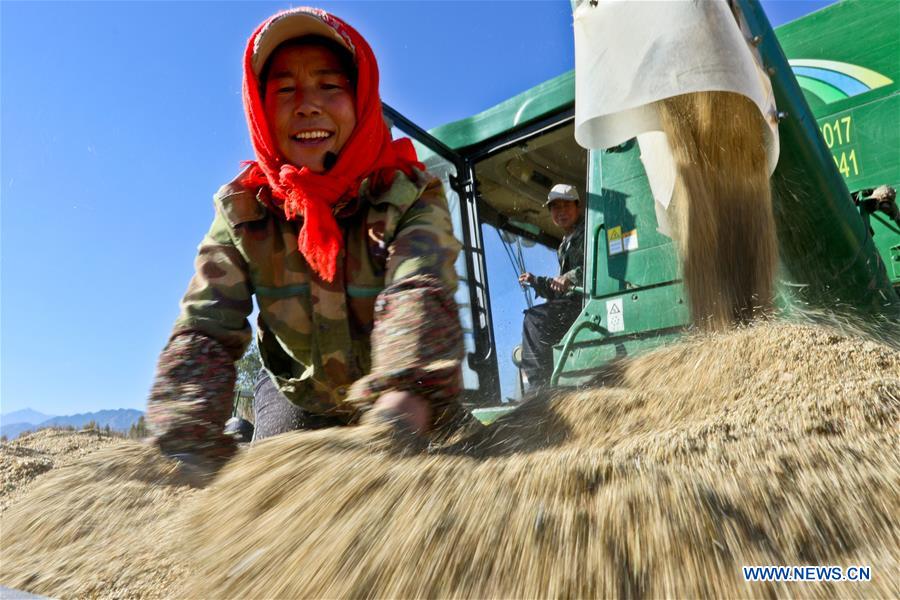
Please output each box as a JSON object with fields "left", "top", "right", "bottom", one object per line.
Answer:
{"left": 659, "top": 91, "right": 779, "bottom": 328}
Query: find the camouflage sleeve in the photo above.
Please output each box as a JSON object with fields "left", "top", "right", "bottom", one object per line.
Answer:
{"left": 146, "top": 203, "right": 254, "bottom": 458}
{"left": 532, "top": 275, "right": 557, "bottom": 299}
{"left": 348, "top": 174, "right": 465, "bottom": 429}
{"left": 382, "top": 173, "right": 461, "bottom": 288}
{"left": 561, "top": 267, "right": 582, "bottom": 289}
{"left": 147, "top": 332, "right": 237, "bottom": 461}
{"left": 561, "top": 227, "right": 585, "bottom": 288}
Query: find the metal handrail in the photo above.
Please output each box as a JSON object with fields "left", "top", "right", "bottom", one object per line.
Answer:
{"left": 549, "top": 315, "right": 608, "bottom": 386}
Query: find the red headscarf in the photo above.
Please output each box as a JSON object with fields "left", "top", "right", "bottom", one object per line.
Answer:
{"left": 241, "top": 7, "right": 423, "bottom": 282}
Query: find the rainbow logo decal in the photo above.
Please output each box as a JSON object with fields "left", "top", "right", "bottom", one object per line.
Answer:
{"left": 789, "top": 59, "right": 893, "bottom": 104}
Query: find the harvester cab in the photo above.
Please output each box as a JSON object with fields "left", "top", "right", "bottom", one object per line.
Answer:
{"left": 384, "top": 0, "right": 899, "bottom": 416}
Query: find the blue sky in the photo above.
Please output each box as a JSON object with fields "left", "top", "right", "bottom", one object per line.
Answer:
{"left": 1, "top": 0, "right": 835, "bottom": 416}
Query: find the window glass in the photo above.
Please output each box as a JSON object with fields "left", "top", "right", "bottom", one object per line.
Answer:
{"left": 481, "top": 224, "right": 557, "bottom": 401}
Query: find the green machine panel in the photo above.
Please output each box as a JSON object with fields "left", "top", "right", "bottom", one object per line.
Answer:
{"left": 558, "top": 144, "right": 688, "bottom": 385}
{"left": 778, "top": 0, "right": 900, "bottom": 287}
{"left": 589, "top": 142, "right": 680, "bottom": 297}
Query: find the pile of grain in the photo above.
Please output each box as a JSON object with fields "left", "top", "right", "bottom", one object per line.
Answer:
{"left": 0, "top": 429, "right": 122, "bottom": 514}
{"left": 182, "top": 322, "right": 899, "bottom": 598}
{"left": 1, "top": 323, "right": 897, "bottom": 598}
{"left": 0, "top": 443, "right": 197, "bottom": 599}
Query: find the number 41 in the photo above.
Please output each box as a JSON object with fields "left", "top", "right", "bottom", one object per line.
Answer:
{"left": 833, "top": 149, "right": 859, "bottom": 178}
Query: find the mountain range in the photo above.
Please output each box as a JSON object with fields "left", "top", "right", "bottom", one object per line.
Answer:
{"left": 1, "top": 408, "right": 55, "bottom": 426}
{"left": 1, "top": 408, "right": 144, "bottom": 440}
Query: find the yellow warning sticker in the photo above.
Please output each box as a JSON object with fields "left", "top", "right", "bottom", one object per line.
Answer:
{"left": 608, "top": 226, "right": 623, "bottom": 255}
{"left": 609, "top": 226, "right": 638, "bottom": 255}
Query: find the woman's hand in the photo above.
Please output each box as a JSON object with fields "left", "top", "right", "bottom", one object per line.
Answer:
{"left": 372, "top": 390, "right": 431, "bottom": 435}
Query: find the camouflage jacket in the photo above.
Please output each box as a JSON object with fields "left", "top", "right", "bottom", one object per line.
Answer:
{"left": 147, "top": 167, "right": 464, "bottom": 459}
{"left": 532, "top": 218, "right": 585, "bottom": 300}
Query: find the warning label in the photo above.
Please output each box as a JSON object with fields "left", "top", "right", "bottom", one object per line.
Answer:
{"left": 608, "top": 226, "right": 638, "bottom": 255}
{"left": 606, "top": 298, "right": 624, "bottom": 332}
{"left": 608, "top": 226, "right": 623, "bottom": 255}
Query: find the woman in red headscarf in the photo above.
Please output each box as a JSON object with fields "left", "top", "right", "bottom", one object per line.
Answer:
{"left": 146, "top": 7, "right": 466, "bottom": 478}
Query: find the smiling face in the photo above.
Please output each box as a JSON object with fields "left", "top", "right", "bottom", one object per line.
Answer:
{"left": 548, "top": 200, "right": 580, "bottom": 233}
{"left": 262, "top": 43, "right": 356, "bottom": 172}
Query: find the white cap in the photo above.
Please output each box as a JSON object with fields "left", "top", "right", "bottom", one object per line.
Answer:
{"left": 252, "top": 8, "right": 354, "bottom": 77}
{"left": 544, "top": 183, "right": 580, "bottom": 207}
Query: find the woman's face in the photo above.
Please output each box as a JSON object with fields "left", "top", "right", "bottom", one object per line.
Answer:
{"left": 263, "top": 44, "right": 356, "bottom": 172}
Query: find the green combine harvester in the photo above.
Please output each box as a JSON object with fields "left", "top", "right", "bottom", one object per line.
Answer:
{"left": 383, "top": 0, "right": 898, "bottom": 420}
